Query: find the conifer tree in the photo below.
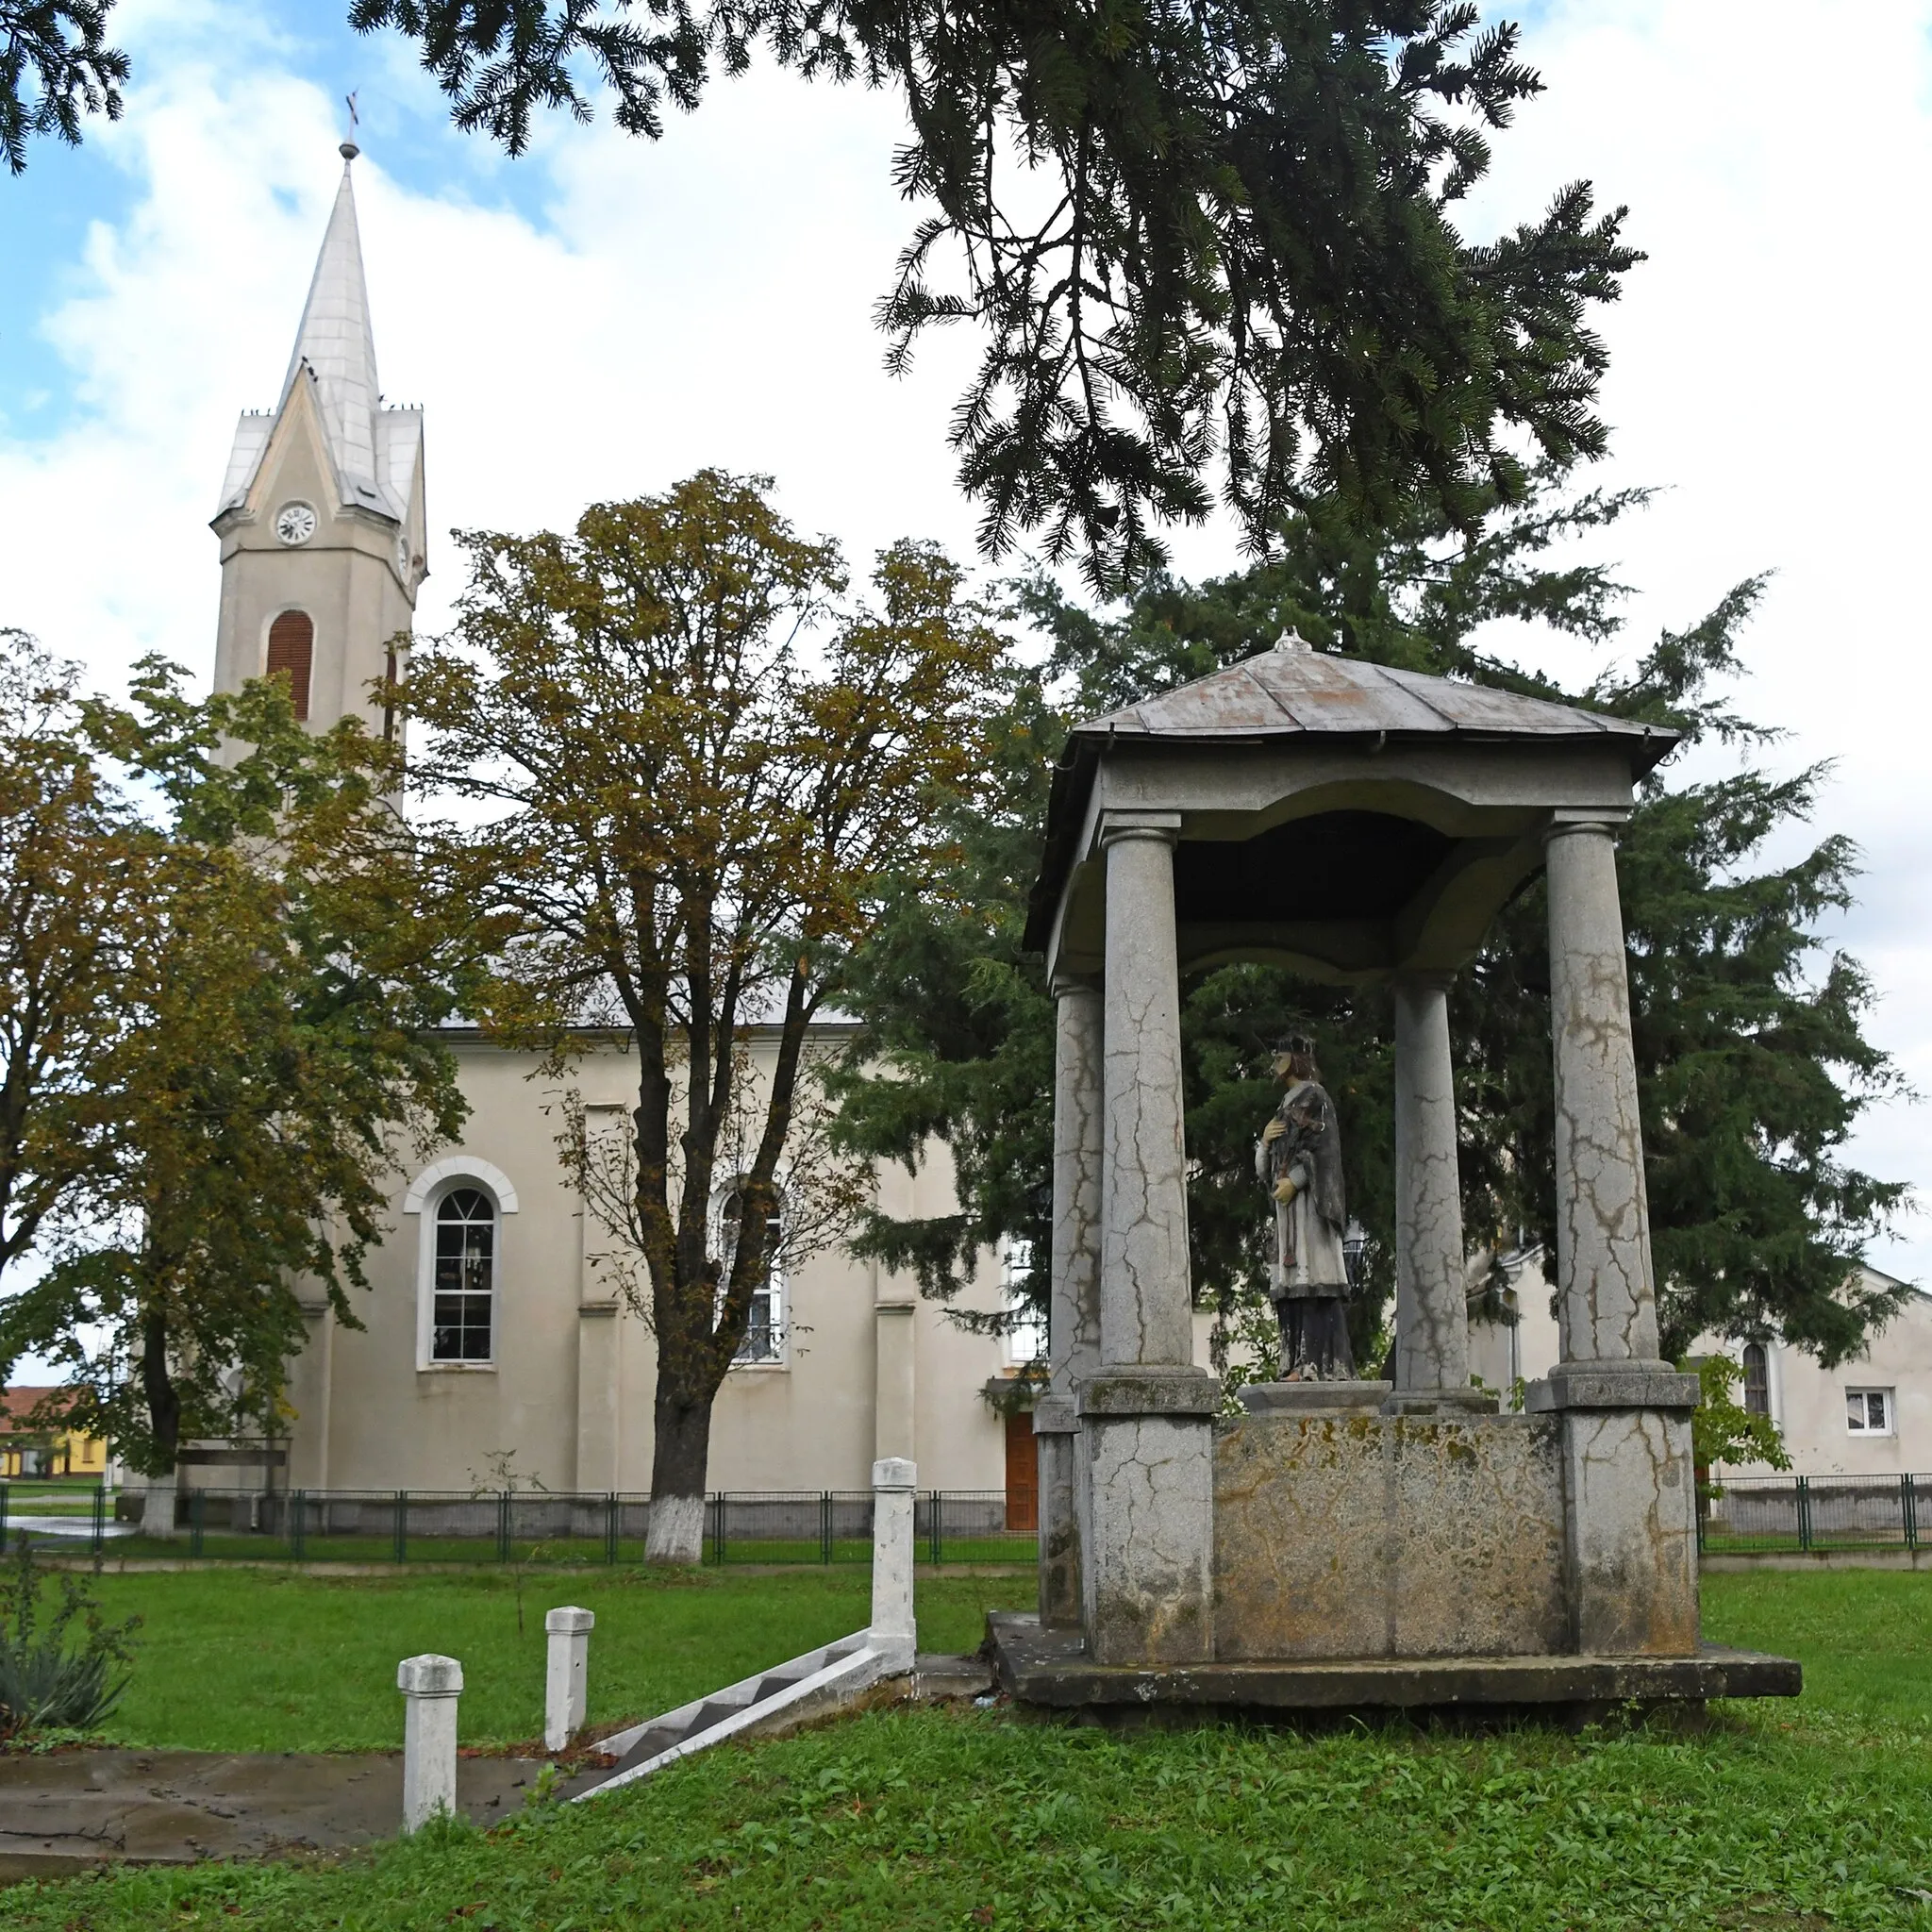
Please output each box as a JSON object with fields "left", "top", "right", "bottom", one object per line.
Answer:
{"left": 833, "top": 483, "right": 1909, "bottom": 1370}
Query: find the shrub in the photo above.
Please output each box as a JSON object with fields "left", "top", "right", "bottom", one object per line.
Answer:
{"left": 0, "top": 1536, "right": 141, "bottom": 1739}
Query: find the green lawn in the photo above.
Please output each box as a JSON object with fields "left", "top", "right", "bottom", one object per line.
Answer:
{"left": 81, "top": 1566, "right": 1027, "bottom": 1753}
{"left": 7, "top": 1568, "right": 1932, "bottom": 1928}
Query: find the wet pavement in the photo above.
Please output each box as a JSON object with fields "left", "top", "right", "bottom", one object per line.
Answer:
{"left": 0, "top": 1747, "right": 602, "bottom": 1882}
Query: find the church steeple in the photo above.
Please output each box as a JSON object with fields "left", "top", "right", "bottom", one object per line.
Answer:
{"left": 210, "top": 143, "right": 425, "bottom": 740}
{"left": 279, "top": 143, "right": 386, "bottom": 514}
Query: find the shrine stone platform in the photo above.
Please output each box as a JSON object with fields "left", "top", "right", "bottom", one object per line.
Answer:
{"left": 987, "top": 1614, "right": 1801, "bottom": 1726}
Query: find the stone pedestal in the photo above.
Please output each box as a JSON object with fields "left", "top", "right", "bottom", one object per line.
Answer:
{"left": 1527, "top": 1371, "right": 1701, "bottom": 1654}
{"left": 1239, "top": 1380, "right": 1390, "bottom": 1416}
{"left": 1033, "top": 1399, "right": 1082, "bottom": 1627}
{"left": 1078, "top": 1370, "right": 1219, "bottom": 1665}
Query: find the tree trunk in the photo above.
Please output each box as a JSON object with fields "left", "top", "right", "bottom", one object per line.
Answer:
{"left": 139, "top": 1301, "right": 183, "bottom": 1541}
{"left": 645, "top": 1393, "right": 714, "bottom": 1566}
{"left": 140, "top": 1475, "right": 177, "bottom": 1539}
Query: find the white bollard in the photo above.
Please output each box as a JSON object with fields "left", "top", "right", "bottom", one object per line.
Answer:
{"left": 543, "top": 1606, "right": 595, "bottom": 1753}
{"left": 870, "top": 1457, "right": 917, "bottom": 1673}
{"left": 397, "top": 1653, "right": 463, "bottom": 1830}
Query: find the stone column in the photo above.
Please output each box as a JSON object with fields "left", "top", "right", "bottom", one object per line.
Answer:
{"left": 1529, "top": 814, "right": 1699, "bottom": 1656}
{"left": 397, "top": 1654, "right": 463, "bottom": 1829}
{"left": 869, "top": 1457, "right": 917, "bottom": 1672}
{"left": 544, "top": 1607, "right": 594, "bottom": 1752}
{"left": 1036, "top": 974, "right": 1102, "bottom": 1628}
{"left": 1387, "top": 974, "right": 1486, "bottom": 1412}
{"left": 1076, "top": 813, "right": 1218, "bottom": 1666}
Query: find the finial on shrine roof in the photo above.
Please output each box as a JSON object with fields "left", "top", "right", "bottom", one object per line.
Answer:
{"left": 1274, "top": 625, "right": 1313, "bottom": 653}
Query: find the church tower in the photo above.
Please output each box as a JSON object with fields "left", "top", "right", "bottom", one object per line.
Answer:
{"left": 210, "top": 142, "right": 425, "bottom": 736}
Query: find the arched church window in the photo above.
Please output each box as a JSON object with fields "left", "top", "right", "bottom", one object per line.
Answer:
{"left": 719, "top": 1185, "right": 785, "bottom": 1364}
{"left": 431, "top": 1188, "right": 496, "bottom": 1362}
{"left": 1742, "top": 1341, "right": 1771, "bottom": 1418}
{"left": 266, "top": 610, "right": 314, "bottom": 721}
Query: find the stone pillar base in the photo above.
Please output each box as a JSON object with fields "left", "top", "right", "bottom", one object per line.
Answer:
{"left": 1033, "top": 1398, "right": 1081, "bottom": 1629}
{"left": 1527, "top": 1368, "right": 1700, "bottom": 1656}
{"left": 1076, "top": 1369, "right": 1219, "bottom": 1667}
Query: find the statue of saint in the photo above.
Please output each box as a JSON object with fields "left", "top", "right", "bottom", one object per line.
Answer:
{"left": 1256, "top": 1033, "right": 1355, "bottom": 1379}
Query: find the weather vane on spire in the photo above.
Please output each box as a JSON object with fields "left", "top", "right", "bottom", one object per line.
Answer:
{"left": 341, "top": 91, "right": 360, "bottom": 162}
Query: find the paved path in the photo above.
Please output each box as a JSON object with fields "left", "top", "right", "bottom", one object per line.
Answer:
{"left": 0, "top": 1748, "right": 603, "bottom": 1883}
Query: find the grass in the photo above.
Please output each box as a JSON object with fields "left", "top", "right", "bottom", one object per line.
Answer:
{"left": 5, "top": 1568, "right": 1932, "bottom": 1928}
{"left": 75, "top": 1566, "right": 1026, "bottom": 1753}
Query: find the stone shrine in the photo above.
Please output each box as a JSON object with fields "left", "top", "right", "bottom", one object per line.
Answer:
{"left": 997, "top": 635, "right": 1799, "bottom": 1718}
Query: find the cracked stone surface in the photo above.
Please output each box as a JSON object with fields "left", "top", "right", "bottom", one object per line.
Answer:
{"left": 1214, "top": 1414, "right": 1567, "bottom": 1660}
{"left": 1560, "top": 1407, "right": 1699, "bottom": 1655}
{"left": 1392, "top": 976, "right": 1469, "bottom": 1392}
{"left": 1546, "top": 824, "right": 1662, "bottom": 1366}
{"left": 1082, "top": 1414, "right": 1214, "bottom": 1665}
{"left": 1050, "top": 976, "right": 1106, "bottom": 1392}
{"left": 1036, "top": 1430, "right": 1083, "bottom": 1626}
{"left": 1098, "top": 827, "right": 1193, "bottom": 1369}
{"left": 1041, "top": 978, "right": 1103, "bottom": 1628}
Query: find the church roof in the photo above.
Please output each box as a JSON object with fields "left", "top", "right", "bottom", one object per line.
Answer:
{"left": 215, "top": 146, "right": 417, "bottom": 525}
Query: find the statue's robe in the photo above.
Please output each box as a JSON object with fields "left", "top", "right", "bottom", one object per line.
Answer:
{"left": 1255, "top": 1077, "right": 1354, "bottom": 1376}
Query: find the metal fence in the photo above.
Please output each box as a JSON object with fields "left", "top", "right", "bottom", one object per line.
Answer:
{"left": 1700, "top": 1474, "right": 1927, "bottom": 1554}
{"left": 0, "top": 1482, "right": 1036, "bottom": 1567}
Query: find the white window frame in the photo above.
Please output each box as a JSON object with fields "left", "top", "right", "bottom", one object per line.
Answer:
{"left": 404, "top": 1158, "right": 519, "bottom": 1372}
{"left": 1846, "top": 1387, "right": 1895, "bottom": 1437}
{"left": 715, "top": 1180, "right": 788, "bottom": 1370}
{"left": 1000, "top": 1236, "right": 1047, "bottom": 1370}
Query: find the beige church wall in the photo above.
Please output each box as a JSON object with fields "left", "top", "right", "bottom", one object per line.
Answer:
{"left": 284, "top": 1033, "right": 1020, "bottom": 1497}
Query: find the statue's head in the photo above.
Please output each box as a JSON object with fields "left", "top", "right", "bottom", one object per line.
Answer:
{"left": 1271, "top": 1032, "right": 1319, "bottom": 1084}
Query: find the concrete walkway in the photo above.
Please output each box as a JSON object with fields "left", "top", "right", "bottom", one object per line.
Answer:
{"left": 0, "top": 1747, "right": 603, "bottom": 1883}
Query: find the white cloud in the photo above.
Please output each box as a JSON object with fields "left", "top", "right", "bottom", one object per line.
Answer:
{"left": 4, "top": 0, "right": 1928, "bottom": 1282}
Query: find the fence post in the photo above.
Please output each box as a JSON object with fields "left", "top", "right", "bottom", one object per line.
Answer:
{"left": 291, "top": 1489, "right": 307, "bottom": 1563}
{"left": 92, "top": 1484, "right": 106, "bottom": 1557}
{"left": 393, "top": 1491, "right": 408, "bottom": 1564}
{"left": 1796, "top": 1474, "right": 1812, "bottom": 1552}
{"left": 1907, "top": 1474, "right": 1918, "bottom": 1552}
{"left": 820, "top": 1491, "right": 832, "bottom": 1566}
{"left": 543, "top": 1607, "right": 594, "bottom": 1751}
{"left": 496, "top": 1491, "right": 511, "bottom": 1565}
{"left": 869, "top": 1459, "right": 917, "bottom": 1672}
{"left": 190, "top": 1486, "right": 205, "bottom": 1557}
{"left": 0, "top": 1481, "right": 8, "bottom": 1553}
{"left": 397, "top": 1655, "right": 463, "bottom": 1829}
{"left": 928, "top": 1490, "right": 943, "bottom": 1567}
{"left": 605, "top": 1492, "right": 619, "bottom": 1565}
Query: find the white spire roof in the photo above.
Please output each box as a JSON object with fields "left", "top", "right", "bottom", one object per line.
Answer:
{"left": 282, "top": 148, "right": 383, "bottom": 508}
{"left": 215, "top": 144, "right": 421, "bottom": 526}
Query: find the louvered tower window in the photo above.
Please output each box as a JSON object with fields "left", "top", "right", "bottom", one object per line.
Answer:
{"left": 266, "top": 610, "right": 314, "bottom": 720}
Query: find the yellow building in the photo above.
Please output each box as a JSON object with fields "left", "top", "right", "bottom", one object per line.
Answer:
{"left": 0, "top": 1389, "right": 108, "bottom": 1480}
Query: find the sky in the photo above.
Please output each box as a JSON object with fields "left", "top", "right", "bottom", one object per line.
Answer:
{"left": 2, "top": 0, "right": 1930, "bottom": 1286}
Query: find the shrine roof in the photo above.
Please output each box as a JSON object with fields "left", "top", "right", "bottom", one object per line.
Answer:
{"left": 1024, "top": 642, "right": 1680, "bottom": 956}
{"left": 1072, "top": 642, "right": 1676, "bottom": 758}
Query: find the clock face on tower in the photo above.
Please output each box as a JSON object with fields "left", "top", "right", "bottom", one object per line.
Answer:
{"left": 275, "top": 502, "right": 318, "bottom": 546}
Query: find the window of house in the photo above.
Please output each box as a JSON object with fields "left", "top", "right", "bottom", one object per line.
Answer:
{"left": 1846, "top": 1388, "right": 1894, "bottom": 1436}
{"left": 266, "top": 610, "right": 315, "bottom": 721}
{"left": 1742, "top": 1342, "right": 1771, "bottom": 1418}
{"left": 1001, "top": 1237, "right": 1047, "bottom": 1367}
{"left": 431, "top": 1188, "right": 496, "bottom": 1362}
{"left": 721, "top": 1187, "right": 784, "bottom": 1364}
